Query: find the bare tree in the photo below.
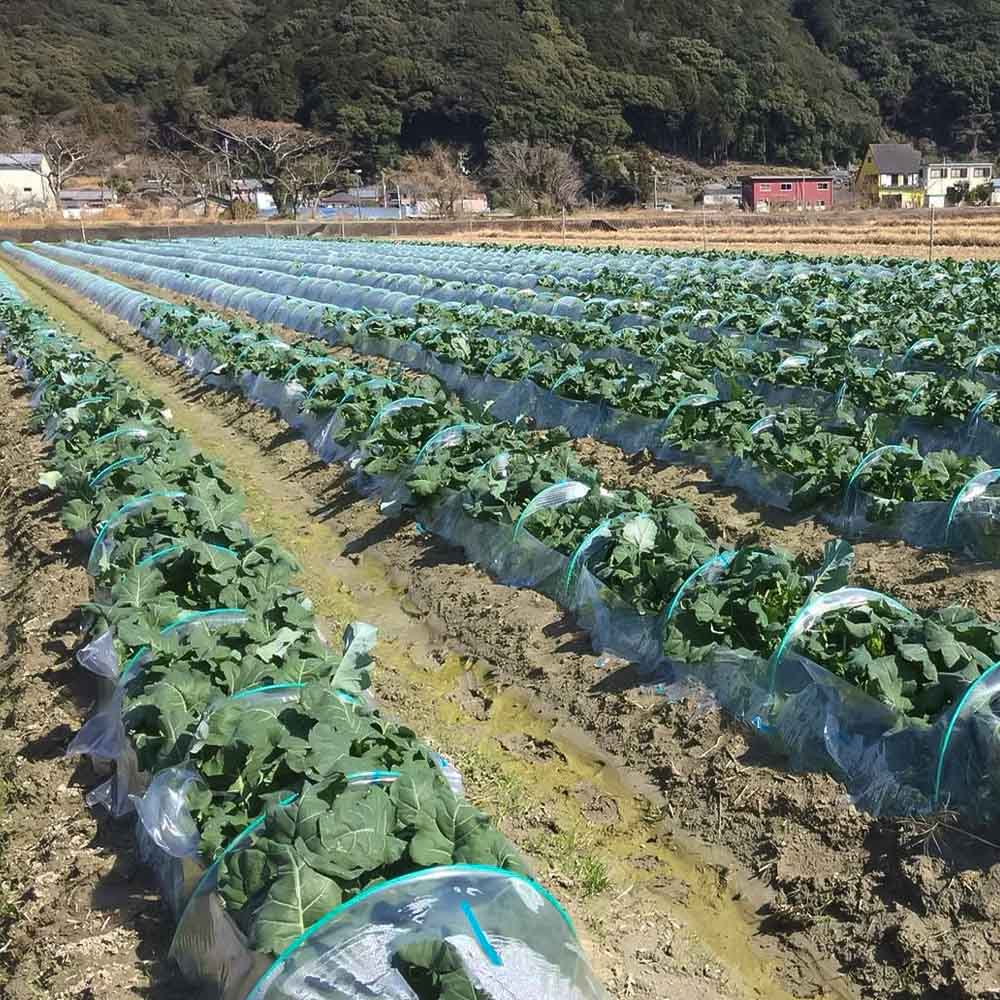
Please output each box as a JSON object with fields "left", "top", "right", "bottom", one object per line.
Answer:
{"left": 393, "top": 143, "right": 472, "bottom": 217}
{"left": 487, "top": 142, "right": 582, "bottom": 216}
{"left": 201, "top": 117, "right": 351, "bottom": 216}
{"left": 0, "top": 120, "right": 111, "bottom": 205}
{"left": 273, "top": 149, "right": 351, "bottom": 217}
{"left": 141, "top": 143, "right": 232, "bottom": 215}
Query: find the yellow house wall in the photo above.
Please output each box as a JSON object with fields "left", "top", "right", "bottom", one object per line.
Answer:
{"left": 856, "top": 154, "right": 880, "bottom": 206}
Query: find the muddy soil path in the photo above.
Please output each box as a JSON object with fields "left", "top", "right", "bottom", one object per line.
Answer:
{"left": 7, "top": 254, "right": 1000, "bottom": 1000}
{"left": 0, "top": 363, "right": 186, "bottom": 1000}
{"left": 39, "top": 253, "right": 1000, "bottom": 622}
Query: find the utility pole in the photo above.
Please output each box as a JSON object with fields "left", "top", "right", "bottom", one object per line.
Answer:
{"left": 354, "top": 169, "right": 363, "bottom": 221}
{"left": 702, "top": 197, "right": 708, "bottom": 250}
{"left": 929, "top": 205, "right": 936, "bottom": 261}
{"left": 653, "top": 169, "right": 659, "bottom": 211}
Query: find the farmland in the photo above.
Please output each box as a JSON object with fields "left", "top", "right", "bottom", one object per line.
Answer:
{"left": 3, "top": 236, "right": 1000, "bottom": 1000}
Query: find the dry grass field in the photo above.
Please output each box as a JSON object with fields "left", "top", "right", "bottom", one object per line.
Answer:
{"left": 437, "top": 208, "right": 1000, "bottom": 261}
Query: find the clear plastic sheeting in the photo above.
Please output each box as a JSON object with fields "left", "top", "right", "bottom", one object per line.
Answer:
{"left": 835, "top": 449, "right": 1000, "bottom": 558}
{"left": 86, "top": 490, "right": 188, "bottom": 575}
{"left": 68, "top": 609, "right": 251, "bottom": 819}
{"left": 933, "top": 661, "right": 1000, "bottom": 812}
{"left": 240, "top": 865, "right": 609, "bottom": 1000}
{"left": 12, "top": 240, "right": 1000, "bottom": 826}
{"left": 133, "top": 766, "right": 206, "bottom": 859}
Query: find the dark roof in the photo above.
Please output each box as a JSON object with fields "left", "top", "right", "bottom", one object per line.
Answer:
{"left": 0, "top": 152, "right": 45, "bottom": 167}
{"left": 868, "top": 143, "right": 921, "bottom": 174}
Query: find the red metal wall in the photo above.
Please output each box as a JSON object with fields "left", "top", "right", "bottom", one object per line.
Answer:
{"left": 741, "top": 178, "right": 833, "bottom": 211}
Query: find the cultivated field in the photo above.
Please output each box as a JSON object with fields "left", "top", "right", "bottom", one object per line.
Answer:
{"left": 454, "top": 208, "right": 1000, "bottom": 260}
{"left": 2, "top": 235, "right": 1000, "bottom": 1000}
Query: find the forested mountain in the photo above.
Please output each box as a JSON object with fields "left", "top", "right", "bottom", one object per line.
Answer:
{"left": 1, "top": 0, "right": 998, "bottom": 170}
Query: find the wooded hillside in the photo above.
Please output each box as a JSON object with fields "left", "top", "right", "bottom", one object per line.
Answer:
{"left": 1, "top": 0, "right": 997, "bottom": 170}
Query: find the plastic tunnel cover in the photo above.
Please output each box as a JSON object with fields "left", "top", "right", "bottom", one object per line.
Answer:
{"left": 88, "top": 453, "right": 147, "bottom": 488}
{"left": 766, "top": 587, "right": 915, "bottom": 698}
{"left": 86, "top": 490, "right": 188, "bottom": 576}
{"left": 563, "top": 512, "right": 650, "bottom": 596}
{"left": 968, "top": 344, "right": 1000, "bottom": 374}
{"left": 944, "top": 469, "right": 1000, "bottom": 544}
{"left": 365, "top": 396, "right": 433, "bottom": 435}
{"left": 121, "top": 608, "right": 250, "bottom": 683}
{"left": 661, "top": 549, "right": 737, "bottom": 624}
{"left": 968, "top": 391, "right": 1000, "bottom": 427}
{"left": 171, "top": 769, "right": 401, "bottom": 929}
{"left": 933, "top": 660, "right": 1000, "bottom": 807}
{"left": 412, "top": 422, "right": 482, "bottom": 466}
{"left": 93, "top": 423, "right": 165, "bottom": 447}
{"left": 244, "top": 865, "right": 609, "bottom": 1000}
{"left": 513, "top": 480, "right": 591, "bottom": 541}
{"left": 662, "top": 392, "right": 719, "bottom": 428}
{"left": 842, "top": 445, "right": 915, "bottom": 511}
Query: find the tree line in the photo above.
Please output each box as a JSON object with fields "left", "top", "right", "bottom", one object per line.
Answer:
{"left": 0, "top": 111, "right": 585, "bottom": 218}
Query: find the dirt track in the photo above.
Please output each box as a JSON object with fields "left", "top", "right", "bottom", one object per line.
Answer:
{"left": 4, "top": 252, "right": 1000, "bottom": 1000}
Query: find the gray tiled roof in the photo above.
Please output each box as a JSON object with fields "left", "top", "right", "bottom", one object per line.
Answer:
{"left": 869, "top": 143, "right": 921, "bottom": 174}
{"left": 0, "top": 152, "right": 45, "bottom": 167}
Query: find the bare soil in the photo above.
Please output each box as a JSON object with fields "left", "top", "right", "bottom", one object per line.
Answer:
{"left": 0, "top": 367, "right": 185, "bottom": 1000}
{"left": 6, "top": 254, "right": 1000, "bottom": 1000}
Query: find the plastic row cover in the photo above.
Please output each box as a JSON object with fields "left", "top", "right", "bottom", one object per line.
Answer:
{"left": 8, "top": 242, "right": 999, "bottom": 825}
{"left": 167, "top": 235, "right": 896, "bottom": 286}
{"left": 12, "top": 241, "right": 1000, "bottom": 564}
{"left": 124, "top": 240, "right": 1000, "bottom": 392}
{"left": 58, "top": 240, "right": 592, "bottom": 320}
{"left": 0, "top": 299, "right": 613, "bottom": 1000}
{"left": 108, "top": 237, "right": 547, "bottom": 295}
{"left": 48, "top": 241, "right": 1000, "bottom": 439}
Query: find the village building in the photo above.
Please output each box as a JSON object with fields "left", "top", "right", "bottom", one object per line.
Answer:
{"left": 738, "top": 175, "right": 833, "bottom": 213}
{"left": 0, "top": 152, "right": 55, "bottom": 213}
{"left": 856, "top": 143, "right": 923, "bottom": 208}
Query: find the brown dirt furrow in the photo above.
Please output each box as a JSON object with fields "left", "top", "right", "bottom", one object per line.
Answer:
{"left": 0, "top": 362, "right": 184, "bottom": 1000}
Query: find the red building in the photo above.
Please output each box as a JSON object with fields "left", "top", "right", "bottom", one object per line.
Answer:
{"left": 739, "top": 175, "right": 834, "bottom": 213}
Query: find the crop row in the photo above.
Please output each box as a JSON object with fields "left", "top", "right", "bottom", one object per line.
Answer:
{"left": 24, "top": 241, "right": 1000, "bottom": 560}
{"left": 0, "top": 275, "right": 607, "bottom": 1000}
{"left": 102, "top": 236, "right": 1000, "bottom": 359}
{"left": 56, "top": 238, "right": 1000, "bottom": 373}
{"left": 5, "top": 244, "right": 1000, "bottom": 822}
{"left": 42, "top": 240, "right": 1000, "bottom": 434}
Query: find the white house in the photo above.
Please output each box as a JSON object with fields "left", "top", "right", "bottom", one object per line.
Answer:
{"left": 923, "top": 161, "right": 994, "bottom": 207}
{"left": 0, "top": 152, "right": 55, "bottom": 214}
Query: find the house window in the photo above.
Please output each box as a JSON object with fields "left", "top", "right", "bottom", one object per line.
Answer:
{"left": 780, "top": 182, "right": 793, "bottom": 191}
{"left": 930, "top": 168, "right": 945, "bottom": 179}
{"left": 952, "top": 168, "right": 968, "bottom": 178}
{"left": 974, "top": 167, "right": 989, "bottom": 178}
{"left": 23, "top": 187, "right": 32, "bottom": 193}
{"left": 816, "top": 182, "right": 829, "bottom": 190}
{"left": 760, "top": 183, "right": 771, "bottom": 191}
